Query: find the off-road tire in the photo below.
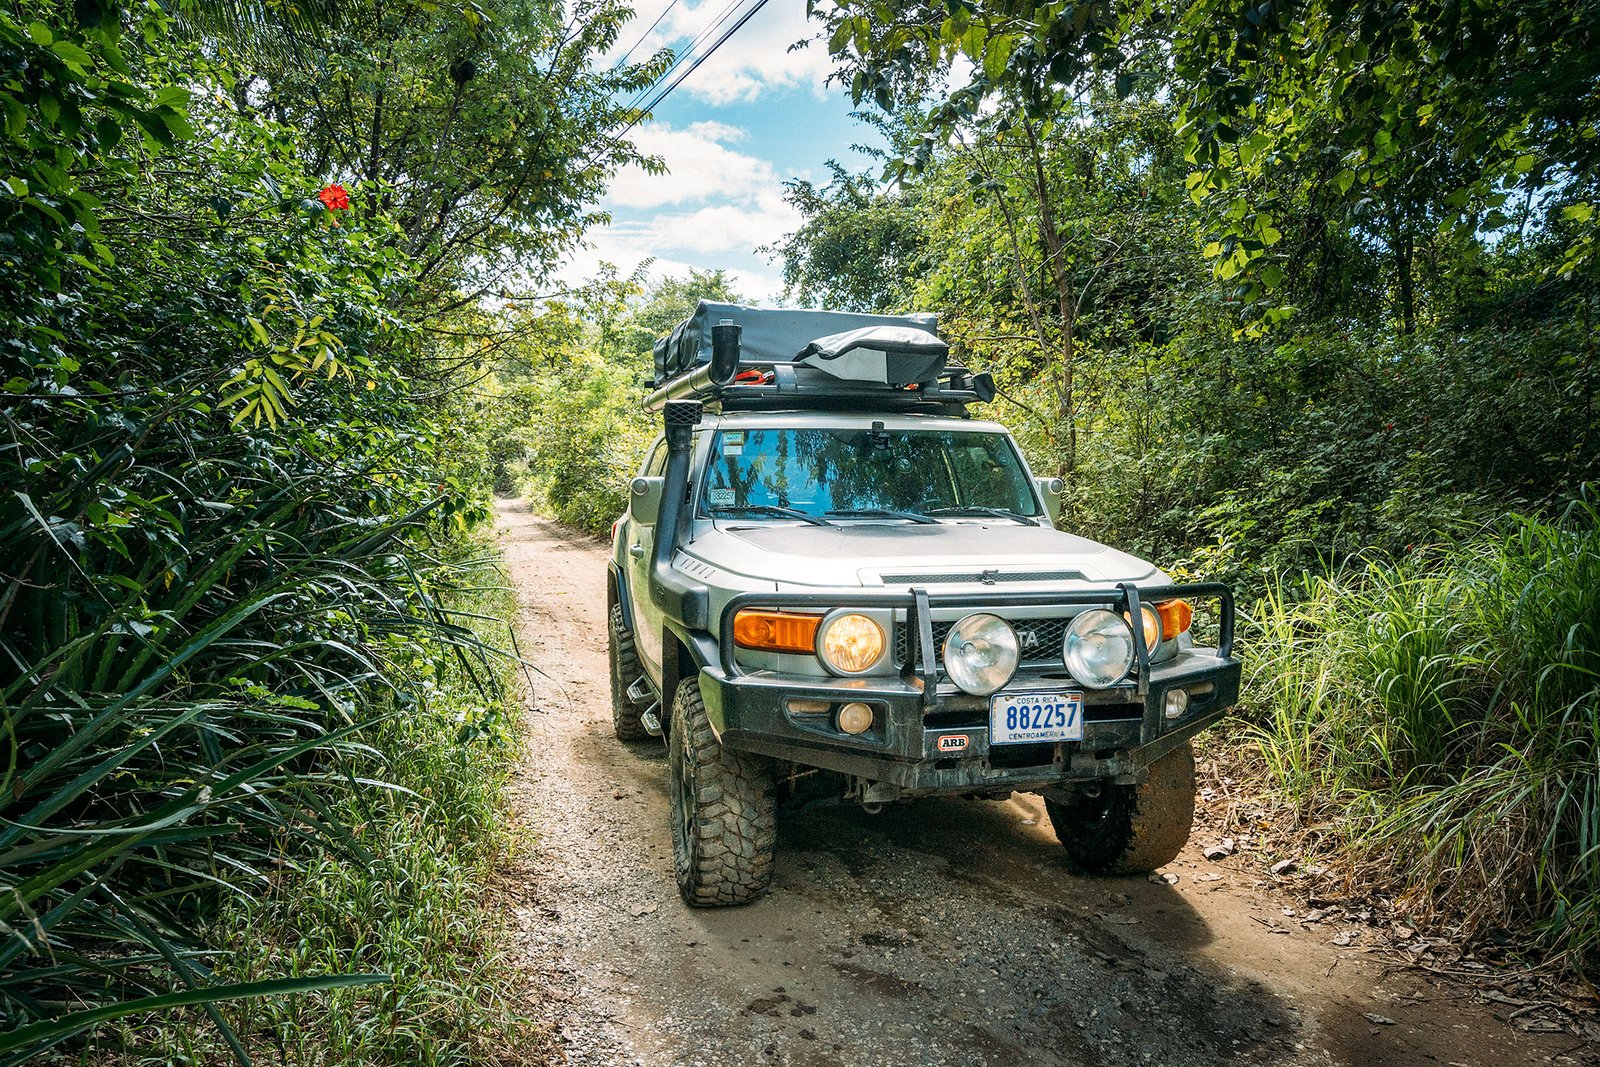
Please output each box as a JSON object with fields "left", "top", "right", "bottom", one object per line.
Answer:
{"left": 668, "top": 677, "right": 777, "bottom": 906}
{"left": 608, "top": 603, "right": 651, "bottom": 741}
{"left": 1045, "top": 741, "right": 1196, "bottom": 875}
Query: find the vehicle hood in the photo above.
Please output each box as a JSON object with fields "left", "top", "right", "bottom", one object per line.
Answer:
{"left": 684, "top": 521, "right": 1163, "bottom": 589}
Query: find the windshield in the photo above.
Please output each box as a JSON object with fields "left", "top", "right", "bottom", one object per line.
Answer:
{"left": 699, "top": 427, "right": 1041, "bottom": 520}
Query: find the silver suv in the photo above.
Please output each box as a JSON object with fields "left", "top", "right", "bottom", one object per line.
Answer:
{"left": 608, "top": 303, "right": 1240, "bottom": 907}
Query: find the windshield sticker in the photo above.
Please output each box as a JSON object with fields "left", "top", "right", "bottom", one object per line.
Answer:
{"left": 707, "top": 487, "right": 735, "bottom": 506}
{"left": 722, "top": 432, "right": 744, "bottom": 457}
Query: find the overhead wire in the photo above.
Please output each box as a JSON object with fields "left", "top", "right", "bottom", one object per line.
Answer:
{"left": 618, "top": 0, "right": 774, "bottom": 139}
{"left": 615, "top": 0, "right": 752, "bottom": 118}
{"left": 587, "top": 0, "right": 775, "bottom": 167}
{"left": 613, "top": 0, "right": 685, "bottom": 68}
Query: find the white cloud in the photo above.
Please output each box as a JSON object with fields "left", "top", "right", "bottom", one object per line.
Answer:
{"left": 608, "top": 0, "right": 835, "bottom": 105}
{"left": 606, "top": 121, "right": 776, "bottom": 209}
{"left": 562, "top": 223, "right": 787, "bottom": 302}
{"left": 557, "top": 120, "right": 797, "bottom": 301}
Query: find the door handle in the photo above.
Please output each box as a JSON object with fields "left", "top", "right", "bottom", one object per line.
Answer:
{"left": 629, "top": 543, "right": 645, "bottom": 558}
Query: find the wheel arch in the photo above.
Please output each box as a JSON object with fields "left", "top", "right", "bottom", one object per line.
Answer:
{"left": 660, "top": 622, "right": 717, "bottom": 738}
{"left": 607, "top": 562, "right": 635, "bottom": 632}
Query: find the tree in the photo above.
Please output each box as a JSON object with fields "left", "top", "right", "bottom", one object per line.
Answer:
{"left": 244, "top": 0, "right": 667, "bottom": 320}
{"left": 810, "top": 0, "right": 1600, "bottom": 316}
{"left": 766, "top": 161, "right": 927, "bottom": 312}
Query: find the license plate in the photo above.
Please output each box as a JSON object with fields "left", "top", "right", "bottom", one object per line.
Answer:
{"left": 989, "top": 691, "right": 1085, "bottom": 745}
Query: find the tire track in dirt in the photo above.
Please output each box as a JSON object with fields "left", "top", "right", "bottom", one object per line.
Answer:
{"left": 495, "top": 499, "right": 1587, "bottom": 1067}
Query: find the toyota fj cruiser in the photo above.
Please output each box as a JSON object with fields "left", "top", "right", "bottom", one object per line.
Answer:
{"left": 608, "top": 302, "right": 1240, "bottom": 907}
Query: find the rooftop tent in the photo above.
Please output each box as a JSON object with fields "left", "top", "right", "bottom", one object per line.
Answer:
{"left": 797, "top": 325, "right": 948, "bottom": 386}
{"left": 651, "top": 301, "right": 939, "bottom": 386}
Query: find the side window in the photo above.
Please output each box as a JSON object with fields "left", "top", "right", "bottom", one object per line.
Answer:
{"left": 643, "top": 438, "right": 667, "bottom": 477}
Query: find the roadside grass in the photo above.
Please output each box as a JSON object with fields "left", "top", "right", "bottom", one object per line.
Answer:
{"left": 1235, "top": 492, "right": 1600, "bottom": 977}
{"left": 107, "top": 539, "right": 548, "bottom": 1066}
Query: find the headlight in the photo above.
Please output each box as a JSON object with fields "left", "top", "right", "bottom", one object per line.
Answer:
{"left": 818, "top": 612, "right": 885, "bottom": 674}
{"left": 1062, "top": 608, "right": 1135, "bottom": 688}
{"left": 942, "top": 613, "right": 1019, "bottom": 695}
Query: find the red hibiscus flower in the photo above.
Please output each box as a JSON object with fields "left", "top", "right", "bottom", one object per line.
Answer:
{"left": 317, "top": 183, "right": 351, "bottom": 211}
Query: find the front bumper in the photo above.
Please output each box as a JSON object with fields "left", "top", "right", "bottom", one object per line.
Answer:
{"left": 698, "top": 583, "right": 1242, "bottom": 796}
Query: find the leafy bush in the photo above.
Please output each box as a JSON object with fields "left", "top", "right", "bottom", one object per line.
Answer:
{"left": 1241, "top": 492, "right": 1600, "bottom": 972}
{"left": 0, "top": 0, "right": 541, "bottom": 1056}
{"left": 117, "top": 545, "right": 536, "bottom": 1066}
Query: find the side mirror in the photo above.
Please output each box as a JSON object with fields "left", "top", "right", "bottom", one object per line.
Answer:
{"left": 1034, "top": 476, "right": 1063, "bottom": 525}
{"left": 630, "top": 476, "right": 665, "bottom": 527}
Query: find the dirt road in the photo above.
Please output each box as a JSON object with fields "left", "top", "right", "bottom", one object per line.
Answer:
{"left": 495, "top": 499, "right": 1589, "bottom": 1067}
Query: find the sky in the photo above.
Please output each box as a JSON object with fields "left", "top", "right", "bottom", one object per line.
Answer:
{"left": 563, "top": 0, "right": 885, "bottom": 303}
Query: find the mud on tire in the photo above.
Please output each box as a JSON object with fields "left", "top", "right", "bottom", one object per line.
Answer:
{"left": 1045, "top": 741, "right": 1196, "bottom": 875}
{"left": 668, "top": 677, "right": 777, "bottom": 906}
{"left": 608, "top": 603, "right": 652, "bottom": 741}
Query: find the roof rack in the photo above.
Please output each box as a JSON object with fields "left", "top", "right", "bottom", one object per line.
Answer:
{"left": 643, "top": 302, "right": 996, "bottom": 416}
{"left": 644, "top": 358, "right": 996, "bottom": 415}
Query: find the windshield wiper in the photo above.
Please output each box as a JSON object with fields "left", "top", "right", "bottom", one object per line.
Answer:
{"left": 824, "top": 507, "right": 937, "bottom": 525}
{"left": 926, "top": 506, "right": 1038, "bottom": 525}
{"left": 710, "top": 504, "right": 833, "bottom": 526}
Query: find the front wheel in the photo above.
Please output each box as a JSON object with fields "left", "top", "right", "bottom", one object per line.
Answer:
{"left": 1045, "top": 741, "right": 1196, "bottom": 874}
{"left": 668, "top": 677, "right": 777, "bottom": 906}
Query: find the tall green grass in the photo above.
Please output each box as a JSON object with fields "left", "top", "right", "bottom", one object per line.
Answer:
{"left": 1243, "top": 492, "right": 1600, "bottom": 974}
{"left": 1, "top": 387, "right": 518, "bottom": 1062}
{"left": 112, "top": 545, "right": 539, "bottom": 1065}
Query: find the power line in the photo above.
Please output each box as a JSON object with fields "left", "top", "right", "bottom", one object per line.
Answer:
{"left": 613, "top": 0, "right": 684, "bottom": 68}
{"left": 623, "top": 0, "right": 773, "bottom": 135}
{"left": 581, "top": 0, "right": 774, "bottom": 173}
{"left": 616, "top": 0, "right": 751, "bottom": 119}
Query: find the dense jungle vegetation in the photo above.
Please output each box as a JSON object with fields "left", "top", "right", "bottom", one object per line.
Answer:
{"left": 0, "top": 0, "right": 662, "bottom": 1060}
{"left": 5, "top": 0, "right": 1599, "bottom": 1060}
{"left": 515, "top": 0, "right": 1600, "bottom": 988}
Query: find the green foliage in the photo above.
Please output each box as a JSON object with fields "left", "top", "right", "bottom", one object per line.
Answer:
{"left": 0, "top": 0, "right": 645, "bottom": 1053}
{"left": 517, "top": 354, "right": 652, "bottom": 536}
{"left": 812, "top": 0, "right": 1600, "bottom": 309}
{"left": 767, "top": 161, "right": 927, "bottom": 312}
{"left": 1058, "top": 320, "right": 1600, "bottom": 590}
{"left": 243, "top": 0, "right": 666, "bottom": 311}
{"left": 120, "top": 548, "right": 537, "bottom": 1065}
{"left": 1241, "top": 494, "right": 1600, "bottom": 972}
{"left": 504, "top": 267, "right": 748, "bottom": 537}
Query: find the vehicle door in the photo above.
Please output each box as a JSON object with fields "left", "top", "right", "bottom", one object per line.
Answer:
{"left": 626, "top": 438, "right": 668, "bottom": 675}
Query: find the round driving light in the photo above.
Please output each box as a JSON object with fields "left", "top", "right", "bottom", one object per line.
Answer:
{"left": 942, "top": 613, "right": 1020, "bottom": 696}
{"left": 837, "top": 702, "right": 874, "bottom": 734}
{"left": 818, "top": 613, "right": 885, "bottom": 674}
{"left": 1062, "top": 609, "right": 1135, "bottom": 688}
{"left": 1164, "top": 688, "right": 1190, "bottom": 720}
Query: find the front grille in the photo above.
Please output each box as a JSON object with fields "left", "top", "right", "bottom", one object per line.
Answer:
{"left": 895, "top": 616, "right": 1071, "bottom": 668}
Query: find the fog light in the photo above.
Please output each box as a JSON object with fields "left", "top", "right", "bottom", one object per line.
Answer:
{"left": 1164, "top": 689, "right": 1190, "bottom": 719}
{"left": 838, "top": 702, "right": 874, "bottom": 735}
{"left": 1062, "top": 609, "right": 1135, "bottom": 688}
{"left": 943, "top": 613, "right": 1020, "bottom": 695}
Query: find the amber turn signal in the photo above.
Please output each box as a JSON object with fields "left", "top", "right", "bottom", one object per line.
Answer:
{"left": 1157, "top": 599, "right": 1194, "bottom": 640}
{"left": 733, "top": 609, "right": 822, "bottom": 654}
